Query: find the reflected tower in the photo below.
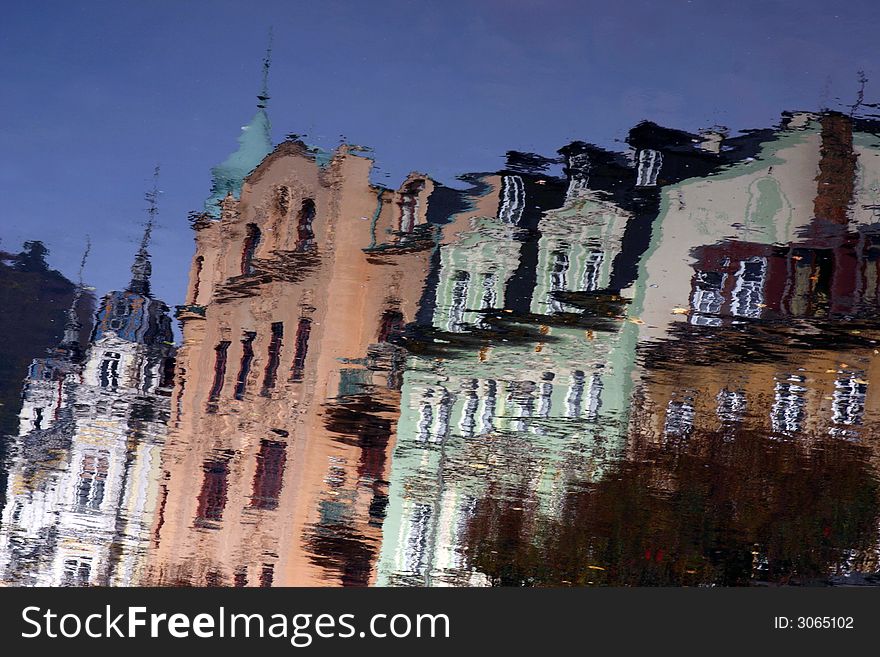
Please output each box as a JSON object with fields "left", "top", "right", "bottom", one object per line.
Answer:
{"left": 144, "top": 105, "right": 434, "bottom": 585}
{"left": 0, "top": 205, "right": 175, "bottom": 585}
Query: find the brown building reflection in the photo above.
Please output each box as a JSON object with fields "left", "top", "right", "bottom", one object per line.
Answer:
{"left": 143, "top": 141, "right": 433, "bottom": 586}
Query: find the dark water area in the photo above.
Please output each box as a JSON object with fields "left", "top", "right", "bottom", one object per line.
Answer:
{"left": 3, "top": 1, "right": 880, "bottom": 587}
{"left": 2, "top": 107, "right": 880, "bottom": 587}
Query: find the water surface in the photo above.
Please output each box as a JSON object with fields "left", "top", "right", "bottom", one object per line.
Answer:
{"left": 2, "top": 109, "right": 880, "bottom": 586}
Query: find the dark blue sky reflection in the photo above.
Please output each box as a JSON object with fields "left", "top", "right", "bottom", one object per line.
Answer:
{"left": 2, "top": 0, "right": 878, "bottom": 309}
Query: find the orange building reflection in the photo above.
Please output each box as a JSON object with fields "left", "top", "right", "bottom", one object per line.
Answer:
{"left": 143, "top": 142, "right": 432, "bottom": 586}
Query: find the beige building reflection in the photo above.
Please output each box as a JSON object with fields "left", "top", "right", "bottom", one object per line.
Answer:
{"left": 143, "top": 142, "right": 432, "bottom": 586}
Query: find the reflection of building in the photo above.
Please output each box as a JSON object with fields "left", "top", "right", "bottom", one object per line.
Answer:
{"left": 6, "top": 102, "right": 878, "bottom": 588}
{"left": 147, "top": 108, "right": 880, "bottom": 586}
{"left": 630, "top": 112, "right": 880, "bottom": 444}
{"left": 144, "top": 133, "right": 434, "bottom": 586}
{"left": 0, "top": 229, "right": 175, "bottom": 586}
{"left": 378, "top": 151, "right": 647, "bottom": 586}
{"left": 378, "top": 112, "right": 880, "bottom": 586}
{"left": 0, "top": 242, "right": 89, "bottom": 517}
{"left": 446, "top": 113, "right": 880, "bottom": 587}
{"left": 629, "top": 113, "right": 880, "bottom": 336}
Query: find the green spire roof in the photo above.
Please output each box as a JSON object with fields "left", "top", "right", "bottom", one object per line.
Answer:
{"left": 204, "top": 37, "right": 273, "bottom": 217}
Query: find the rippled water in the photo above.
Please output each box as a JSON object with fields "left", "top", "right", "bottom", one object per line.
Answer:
{"left": 2, "top": 110, "right": 880, "bottom": 587}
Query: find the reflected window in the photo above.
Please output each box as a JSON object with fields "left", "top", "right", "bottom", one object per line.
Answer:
{"left": 190, "top": 256, "right": 204, "bottom": 304}
{"left": 377, "top": 309, "right": 404, "bottom": 343}
{"left": 509, "top": 381, "right": 535, "bottom": 432}
{"left": 196, "top": 460, "right": 229, "bottom": 523}
{"left": 275, "top": 185, "right": 291, "bottom": 215}
{"left": 252, "top": 439, "right": 287, "bottom": 510}
{"left": 538, "top": 372, "right": 554, "bottom": 418}
{"left": 241, "top": 223, "right": 261, "bottom": 275}
{"left": 480, "top": 379, "right": 497, "bottom": 434}
{"left": 550, "top": 249, "right": 570, "bottom": 312}
{"left": 565, "top": 370, "right": 585, "bottom": 418}
{"left": 108, "top": 300, "right": 130, "bottom": 331}
{"left": 208, "top": 341, "right": 231, "bottom": 402}
{"left": 477, "top": 273, "right": 497, "bottom": 328}
{"left": 447, "top": 271, "right": 470, "bottom": 332}
{"left": 585, "top": 372, "right": 603, "bottom": 421}
{"left": 99, "top": 351, "right": 121, "bottom": 389}
{"left": 716, "top": 388, "right": 747, "bottom": 424}
{"left": 581, "top": 249, "right": 604, "bottom": 292}
{"left": 261, "top": 322, "right": 284, "bottom": 395}
{"left": 233, "top": 331, "right": 257, "bottom": 400}
{"left": 290, "top": 318, "right": 312, "bottom": 382}
{"left": 76, "top": 450, "right": 109, "bottom": 511}
{"left": 325, "top": 459, "right": 347, "bottom": 489}
{"left": 62, "top": 557, "right": 92, "bottom": 587}
{"left": 260, "top": 564, "right": 275, "bottom": 588}
{"left": 459, "top": 380, "right": 479, "bottom": 437}
{"left": 771, "top": 374, "right": 807, "bottom": 434}
{"left": 416, "top": 390, "right": 434, "bottom": 443}
{"left": 435, "top": 389, "right": 453, "bottom": 443}
{"left": 399, "top": 180, "right": 425, "bottom": 233}
{"left": 664, "top": 395, "right": 695, "bottom": 438}
{"left": 296, "top": 199, "right": 316, "bottom": 251}
{"left": 416, "top": 389, "right": 455, "bottom": 443}
{"left": 498, "top": 175, "right": 525, "bottom": 224}
{"left": 159, "top": 356, "right": 176, "bottom": 389}
{"left": 832, "top": 372, "right": 867, "bottom": 427}
{"left": 691, "top": 270, "right": 727, "bottom": 326}
{"left": 566, "top": 153, "right": 591, "bottom": 200}
{"left": 636, "top": 149, "right": 662, "bottom": 186}
{"left": 730, "top": 257, "right": 767, "bottom": 319}
{"left": 480, "top": 272, "right": 497, "bottom": 309}
{"left": 404, "top": 504, "right": 432, "bottom": 575}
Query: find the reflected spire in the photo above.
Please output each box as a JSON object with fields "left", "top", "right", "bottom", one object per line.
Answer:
{"left": 257, "top": 27, "right": 272, "bottom": 110}
{"left": 129, "top": 166, "right": 159, "bottom": 295}
{"left": 204, "top": 31, "right": 274, "bottom": 217}
{"left": 60, "top": 237, "right": 91, "bottom": 352}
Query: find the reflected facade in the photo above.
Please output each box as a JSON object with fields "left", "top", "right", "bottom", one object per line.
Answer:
{"left": 2, "top": 108, "right": 880, "bottom": 586}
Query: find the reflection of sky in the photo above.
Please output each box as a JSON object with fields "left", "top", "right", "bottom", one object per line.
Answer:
{"left": 1, "top": 0, "right": 877, "bottom": 320}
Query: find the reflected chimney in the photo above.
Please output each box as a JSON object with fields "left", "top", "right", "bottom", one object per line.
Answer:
{"left": 781, "top": 111, "right": 818, "bottom": 131}
{"left": 697, "top": 128, "right": 727, "bottom": 154}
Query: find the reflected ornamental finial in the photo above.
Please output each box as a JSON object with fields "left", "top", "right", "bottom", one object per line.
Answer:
{"left": 257, "top": 27, "right": 273, "bottom": 110}
{"left": 204, "top": 34, "right": 274, "bottom": 217}
{"left": 59, "top": 237, "right": 91, "bottom": 353}
{"left": 129, "top": 166, "right": 159, "bottom": 295}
